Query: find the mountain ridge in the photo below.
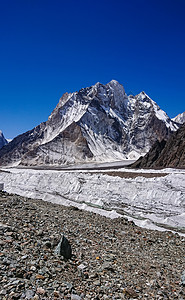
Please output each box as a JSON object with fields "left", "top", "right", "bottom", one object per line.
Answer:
{"left": 0, "top": 80, "right": 180, "bottom": 166}
{"left": 172, "top": 111, "right": 185, "bottom": 124}
{"left": 131, "top": 122, "right": 185, "bottom": 169}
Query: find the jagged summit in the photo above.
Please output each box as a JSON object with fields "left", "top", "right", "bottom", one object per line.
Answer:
{"left": 109, "top": 79, "right": 120, "bottom": 84}
{"left": 0, "top": 81, "right": 180, "bottom": 166}
{"left": 172, "top": 111, "right": 185, "bottom": 124}
{"left": 107, "top": 79, "right": 125, "bottom": 89}
{"left": 137, "top": 91, "right": 150, "bottom": 99}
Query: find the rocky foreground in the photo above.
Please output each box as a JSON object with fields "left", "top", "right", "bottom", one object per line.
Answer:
{"left": 0, "top": 191, "right": 184, "bottom": 300}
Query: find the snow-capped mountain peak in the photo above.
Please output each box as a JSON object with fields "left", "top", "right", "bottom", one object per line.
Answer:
{"left": 108, "top": 79, "right": 120, "bottom": 85}
{"left": 172, "top": 111, "right": 185, "bottom": 124}
{"left": 151, "top": 101, "right": 179, "bottom": 131}
{"left": 131, "top": 92, "right": 178, "bottom": 131}
{"left": 106, "top": 79, "right": 125, "bottom": 93}
{"left": 137, "top": 91, "right": 149, "bottom": 100}
{"left": 0, "top": 80, "right": 181, "bottom": 166}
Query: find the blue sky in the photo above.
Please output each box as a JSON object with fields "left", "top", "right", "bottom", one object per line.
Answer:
{"left": 0, "top": 0, "right": 185, "bottom": 139}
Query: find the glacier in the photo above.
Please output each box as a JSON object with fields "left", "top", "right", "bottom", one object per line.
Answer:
{"left": 0, "top": 166, "right": 185, "bottom": 235}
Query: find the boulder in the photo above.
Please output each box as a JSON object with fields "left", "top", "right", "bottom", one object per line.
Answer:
{"left": 54, "top": 235, "right": 72, "bottom": 259}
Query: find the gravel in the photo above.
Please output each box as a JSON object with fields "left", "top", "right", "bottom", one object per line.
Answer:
{"left": 0, "top": 191, "right": 184, "bottom": 299}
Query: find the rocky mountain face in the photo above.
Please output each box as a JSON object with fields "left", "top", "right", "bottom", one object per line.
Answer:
{"left": 172, "top": 111, "right": 185, "bottom": 124}
{"left": 0, "top": 80, "right": 179, "bottom": 166}
{"left": 0, "top": 130, "right": 8, "bottom": 149}
{"left": 131, "top": 122, "right": 185, "bottom": 168}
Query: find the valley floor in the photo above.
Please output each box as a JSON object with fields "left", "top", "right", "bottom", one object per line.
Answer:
{"left": 0, "top": 191, "right": 184, "bottom": 299}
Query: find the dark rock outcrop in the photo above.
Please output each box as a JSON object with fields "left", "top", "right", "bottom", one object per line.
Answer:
{"left": 55, "top": 235, "right": 72, "bottom": 259}
{"left": 131, "top": 123, "right": 185, "bottom": 168}
{"left": 0, "top": 130, "right": 8, "bottom": 149}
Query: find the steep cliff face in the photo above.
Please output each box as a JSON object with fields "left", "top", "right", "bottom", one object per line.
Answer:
{"left": 20, "top": 122, "right": 93, "bottom": 166}
{"left": 0, "top": 80, "right": 179, "bottom": 166}
{"left": 131, "top": 122, "right": 185, "bottom": 169}
{"left": 0, "top": 131, "right": 8, "bottom": 149}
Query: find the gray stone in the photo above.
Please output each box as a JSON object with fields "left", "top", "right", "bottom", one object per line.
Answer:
{"left": 0, "top": 290, "right": 6, "bottom": 296}
{"left": 54, "top": 235, "right": 72, "bottom": 259}
{"left": 181, "top": 270, "right": 185, "bottom": 286}
{"left": 77, "top": 263, "right": 87, "bottom": 272}
{"left": 101, "top": 262, "right": 114, "bottom": 272}
{"left": 71, "top": 294, "right": 82, "bottom": 300}
{"left": 43, "top": 240, "right": 52, "bottom": 248}
{"left": 93, "top": 280, "right": 101, "bottom": 286}
{"left": 25, "top": 289, "right": 35, "bottom": 299}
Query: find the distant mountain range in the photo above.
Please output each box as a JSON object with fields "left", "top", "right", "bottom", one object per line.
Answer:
{"left": 0, "top": 80, "right": 183, "bottom": 167}
{"left": 0, "top": 131, "right": 8, "bottom": 149}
